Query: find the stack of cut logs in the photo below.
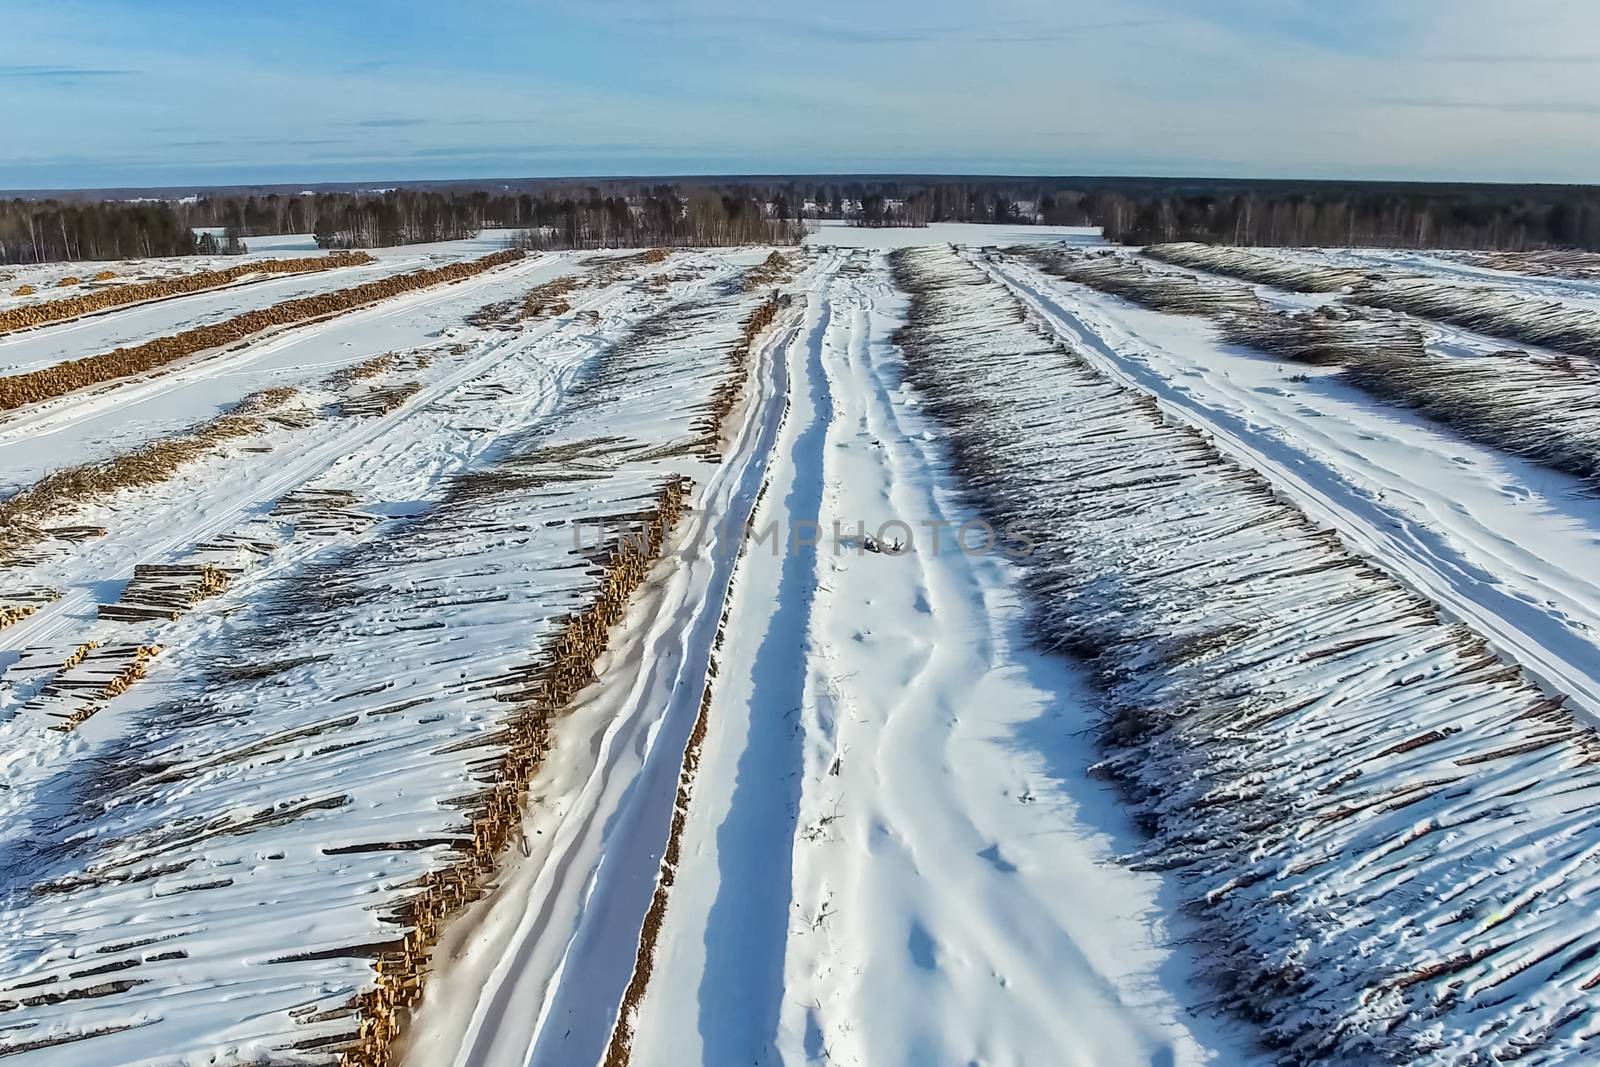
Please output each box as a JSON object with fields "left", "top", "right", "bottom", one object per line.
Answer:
{"left": 742, "top": 250, "right": 794, "bottom": 291}
{"left": 469, "top": 273, "right": 576, "bottom": 328}
{"left": 98, "top": 564, "right": 233, "bottom": 622}
{"left": 692, "top": 292, "right": 788, "bottom": 458}
{"left": 273, "top": 488, "right": 376, "bottom": 538}
{"left": 337, "top": 383, "right": 421, "bottom": 418}
{"left": 341, "top": 475, "right": 691, "bottom": 1067}
{"left": 43, "top": 643, "right": 162, "bottom": 731}
{"left": 0, "top": 252, "right": 375, "bottom": 335}
{"left": 0, "top": 586, "right": 60, "bottom": 629}
{"left": 0, "top": 250, "right": 522, "bottom": 412}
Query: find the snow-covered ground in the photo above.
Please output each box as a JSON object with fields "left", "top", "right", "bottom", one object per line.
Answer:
{"left": 986, "top": 252, "right": 1600, "bottom": 721}
{"left": 0, "top": 231, "right": 521, "bottom": 314}
{"left": 618, "top": 251, "right": 1247, "bottom": 1067}
{"left": 806, "top": 218, "right": 1104, "bottom": 249}
{"left": 0, "top": 252, "right": 580, "bottom": 491}
{"left": 3, "top": 226, "right": 1600, "bottom": 1066}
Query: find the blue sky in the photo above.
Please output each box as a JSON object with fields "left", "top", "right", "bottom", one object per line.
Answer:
{"left": 3, "top": 0, "right": 1599, "bottom": 190}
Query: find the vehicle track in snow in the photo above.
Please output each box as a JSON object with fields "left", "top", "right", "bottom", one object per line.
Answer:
{"left": 0, "top": 274, "right": 616, "bottom": 658}
{"left": 0, "top": 253, "right": 562, "bottom": 486}
{"left": 610, "top": 251, "right": 1244, "bottom": 1067}
{"left": 420, "top": 257, "right": 834, "bottom": 1067}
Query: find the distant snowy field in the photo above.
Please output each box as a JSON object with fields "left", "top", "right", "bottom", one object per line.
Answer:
{"left": 1, "top": 229, "right": 1598, "bottom": 1066}
{"left": 805, "top": 218, "right": 1104, "bottom": 248}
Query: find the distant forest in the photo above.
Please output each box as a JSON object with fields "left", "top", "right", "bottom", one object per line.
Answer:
{"left": 6, "top": 175, "right": 1600, "bottom": 264}
{"left": 509, "top": 189, "right": 806, "bottom": 249}
{"left": 162, "top": 176, "right": 1600, "bottom": 251}
{"left": 159, "top": 187, "right": 805, "bottom": 250}
{"left": 0, "top": 199, "right": 198, "bottom": 265}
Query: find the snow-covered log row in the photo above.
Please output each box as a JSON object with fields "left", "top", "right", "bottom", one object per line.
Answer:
{"left": 1135, "top": 242, "right": 1600, "bottom": 365}
{"left": 0, "top": 352, "right": 429, "bottom": 571}
{"left": 890, "top": 245, "right": 1600, "bottom": 1065}
{"left": 1130, "top": 241, "right": 1600, "bottom": 362}
{"left": 1144, "top": 242, "right": 1378, "bottom": 292}
{"left": 0, "top": 249, "right": 523, "bottom": 413}
{"left": 1020, "top": 249, "right": 1261, "bottom": 316}
{"left": 1216, "top": 306, "right": 1600, "bottom": 484}
{"left": 0, "top": 252, "right": 376, "bottom": 336}
{"left": 1345, "top": 277, "right": 1600, "bottom": 363}
{"left": 1211, "top": 303, "right": 1426, "bottom": 365}
{"left": 1025, "top": 248, "right": 1600, "bottom": 486}
{"left": 1443, "top": 249, "right": 1600, "bottom": 282}
{"left": 0, "top": 275, "right": 792, "bottom": 1065}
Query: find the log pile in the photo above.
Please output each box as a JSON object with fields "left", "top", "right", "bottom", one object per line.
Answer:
{"left": 0, "top": 641, "right": 100, "bottom": 719}
{"left": 891, "top": 245, "right": 1600, "bottom": 1062}
{"left": 28, "top": 643, "right": 162, "bottom": 731}
{"left": 0, "top": 252, "right": 375, "bottom": 335}
{"left": 743, "top": 250, "right": 795, "bottom": 291}
{"left": 1348, "top": 277, "right": 1600, "bottom": 361}
{"left": 98, "top": 564, "right": 233, "bottom": 623}
{"left": 1451, "top": 249, "right": 1600, "bottom": 281}
{"left": 337, "top": 383, "right": 421, "bottom": 418}
{"left": 1019, "top": 248, "right": 1600, "bottom": 486}
{"left": 1217, "top": 304, "right": 1428, "bottom": 366}
{"left": 326, "top": 352, "right": 396, "bottom": 388}
{"left": 517, "top": 277, "right": 576, "bottom": 321}
{"left": 1025, "top": 248, "right": 1262, "bottom": 317}
{"left": 341, "top": 475, "right": 692, "bottom": 1067}
{"left": 0, "top": 249, "right": 521, "bottom": 412}
{"left": 273, "top": 488, "right": 377, "bottom": 538}
{"left": 0, "top": 586, "right": 60, "bottom": 629}
{"left": 0, "top": 410, "right": 268, "bottom": 566}
{"left": 469, "top": 274, "right": 577, "bottom": 328}
{"left": 42, "top": 525, "right": 108, "bottom": 542}
{"left": 693, "top": 293, "right": 788, "bottom": 458}
{"left": 6, "top": 639, "right": 99, "bottom": 687}
{"left": 1144, "top": 242, "right": 1376, "bottom": 293}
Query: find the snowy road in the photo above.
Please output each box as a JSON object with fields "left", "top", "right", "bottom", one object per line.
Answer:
{"left": 419, "top": 248, "right": 1250, "bottom": 1067}
{"left": 618, "top": 251, "right": 1242, "bottom": 1067}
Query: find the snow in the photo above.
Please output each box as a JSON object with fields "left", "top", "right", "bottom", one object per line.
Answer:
{"left": 4, "top": 226, "right": 1600, "bottom": 1067}
{"left": 0, "top": 230, "right": 521, "bottom": 316}
{"left": 0, "top": 253, "right": 581, "bottom": 491}
{"left": 0, "top": 245, "right": 771, "bottom": 1062}
{"left": 894, "top": 245, "right": 1600, "bottom": 1063}
{"left": 989, "top": 250, "right": 1600, "bottom": 722}
{"left": 435, "top": 271, "right": 812, "bottom": 1067}
{"left": 805, "top": 218, "right": 1104, "bottom": 249}
{"left": 621, "top": 251, "right": 1247, "bottom": 1067}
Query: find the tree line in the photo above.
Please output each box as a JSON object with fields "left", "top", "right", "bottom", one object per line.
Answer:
{"left": 177, "top": 187, "right": 805, "bottom": 250}
{"left": 307, "top": 191, "right": 483, "bottom": 249}
{"left": 8, "top": 177, "right": 1600, "bottom": 263}
{"left": 0, "top": 199, "right": 200, "bottom": 265}
{"left": 758, "top": 177, "right": 1600, "bottom": 249}
{"left": 1083, "top": 189, "right": 1600, "bottom": 250}
{"left": 512, "top": 188, "right": 804, "bottom": 250}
